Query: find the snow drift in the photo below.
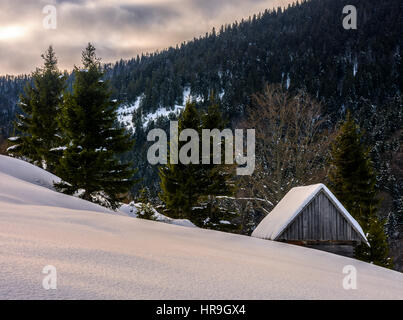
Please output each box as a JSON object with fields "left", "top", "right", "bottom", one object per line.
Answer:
{"left": 0, "top": 155, "right": 117, "bottom": 214}
{"left": 0, "top": 155, "right": 402, "bottom": 299}
{"left": 120, "top": 202, "right": 196, "bottom": 228}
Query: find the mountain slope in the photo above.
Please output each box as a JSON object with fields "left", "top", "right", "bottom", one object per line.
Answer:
{"left": 109, "top": 0, "right": 402, "bottom": 201}
{"left": 0, "top": 156, "right": 403, "bottom": 299}
{"left": 0, "top": 0, "right": 402, "bottom": 269}
{"left": 106, "top": 0, "right": 402, "bottom": 117}
{"left": 1, "top": 0, "right": 401, "bottom": 196}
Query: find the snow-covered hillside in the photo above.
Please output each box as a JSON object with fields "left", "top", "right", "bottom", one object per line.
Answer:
{"left": 117, "top": 87, "right": 203, "bottom": 131}
{"left": 0, "top": 155, "right": 117, "bottom": 214}
{"left": 0, "top": 155, "right": 402, "bottom": 299}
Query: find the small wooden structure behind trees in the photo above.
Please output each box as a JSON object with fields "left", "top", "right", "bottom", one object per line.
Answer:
{"left": 252, "top": 184, "right": 369, "bottom": 258}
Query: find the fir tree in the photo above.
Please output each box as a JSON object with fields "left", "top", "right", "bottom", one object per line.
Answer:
{"left": 329, "top": 111, "right": 391, "bottom": 267}
{"left": 8, "top": 46, "right": 65, "bottom": 171}
{"left": 199, "top": 99, "right": 237, "bottom": 231}
{"left": 159, "top": 101, "right": 203, "bottom": 221}
{"left": 55, "top": 43, "right": 136, "bottom": 210}
{"left": 329, "top": 112, "right": 378, "bottom": 226}
{"left": 159, "top": 99, "right": 237, "bottom": 230}
{"left": 200, "top": 100, "right": 235, "bottom": 196}
{"left": 136, "top": 187, "right": 156, "bottom": 220}
{"left": 355, "top": 215, "right": 393, "bottom": 268}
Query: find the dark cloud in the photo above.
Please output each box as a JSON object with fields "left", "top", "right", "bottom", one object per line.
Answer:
{"left": 58, "top": 3, "right": 179, "bottom": 31}
{"left": 0, "top": 0, "right": 291, "bottom": 75}
{"left": 120, "top": 4, "right": 180, "bottom": 26}
{"left": 188, "top": 0, "right": 267, "bottom": 17}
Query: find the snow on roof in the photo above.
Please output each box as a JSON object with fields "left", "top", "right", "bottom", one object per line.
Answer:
{"left": 251, "top": 183, "right": 368, "bottom": 245}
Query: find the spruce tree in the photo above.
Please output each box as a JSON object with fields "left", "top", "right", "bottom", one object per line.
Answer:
{"left": 159, "top": 99, "right": 237, "bottom": 230}
{"left": 136, "top": 187, "right": 156, "bottom": 220}
{"left": 200, "top": 101, "right": 235, "bottom": 196}
{"left": 8, "top": 46, "right": 65, "bottom": 171}
{"left": 329, "top": 112, "right": 378, "bottom": 226}
{"left": 329, "top": 111, "right": 392, "bottom": 267}
{"left": 355, "top": 215, "right": 392, "bottom": 268}
{"left": 55, "top": 43, "right": 136, "bottom": 209}
{"left": 159, "top": 101, "right": 203, "bottom": 221}
{"left": 199, "top": 100, "right": 237, "bottom": 231}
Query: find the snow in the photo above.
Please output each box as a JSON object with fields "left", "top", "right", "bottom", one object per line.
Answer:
{"left": 181, "top": 86, "right": 192, "bottom": 104}
{"left": 1, "top": 157, "right": 402, "bottom": 299}
{"left": 117, "top": 88, "right": 199, "bottom": 131}
{"left": 7, "top": 136, "right": 19, "bottom": 141}
{"left": 6, "top": 145, "right": 19, "bottom": 152}
{"left": 252, "top": 184, "right": 368, "bottom": 245}
{"left": 0, "top": 155, "right": 118, "bottom": 214}
{"left": 353, "top": 61, "right": 358, "bottom": 77}
{"left": 219, "top": 89, "right": 225, "bottom": 99}
{"left": 141, "top": 87, "right": 195, "bottom": 128}
{"left": 143, "top": 105, "right": 183, "bottom": 127}
{"left": 0, "top": 155, "right": 61, "bottom": 190}
{"left": 119, "top": 202, "right": 196, "bottom": 228}
{"left": 117, "top": 95, "right": 143, "bottom": 131}
{"left": 49, "top": 146, "right": 67, "bottom": 152}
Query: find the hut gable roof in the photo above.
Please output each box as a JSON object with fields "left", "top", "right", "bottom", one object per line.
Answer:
{"left": 251, "top": 184, "right": 368, "bottom": 245}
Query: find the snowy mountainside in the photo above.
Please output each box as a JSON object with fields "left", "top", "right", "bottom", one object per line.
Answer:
{"left": 117, "top": 87, "right": 203, "bottom": 131}
{"left": 0, "top": 156, "right": 403, "bottom": 299}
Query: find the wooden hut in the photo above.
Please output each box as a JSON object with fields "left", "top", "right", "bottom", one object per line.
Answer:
{"left": 251, "top": 184, "right": 369, "bottom": 257}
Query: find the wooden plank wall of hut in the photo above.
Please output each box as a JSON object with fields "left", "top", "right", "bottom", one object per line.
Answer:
{"left": 277, "top": 191, "right": 362, "bottom": 242}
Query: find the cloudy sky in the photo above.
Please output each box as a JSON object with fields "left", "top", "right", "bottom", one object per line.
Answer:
{"left": 0, "top": 0, "right": 292, "bottom": 75}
